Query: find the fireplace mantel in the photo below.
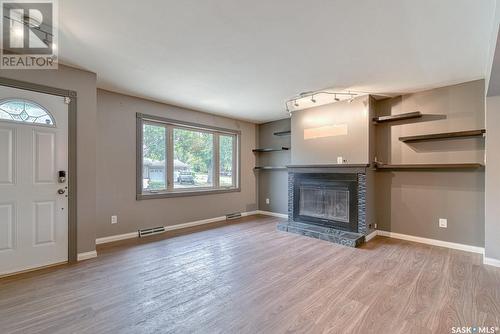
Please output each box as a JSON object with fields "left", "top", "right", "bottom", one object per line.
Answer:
{"left": 287, "top": 164, "right": 370, "bottom": 168}
{"left": 287, "top": 164, "right": 370, "bottom": 174}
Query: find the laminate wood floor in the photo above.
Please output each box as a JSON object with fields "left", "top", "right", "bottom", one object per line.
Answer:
{"left": 1, "top": 215, "right": 499, "bottom": 334}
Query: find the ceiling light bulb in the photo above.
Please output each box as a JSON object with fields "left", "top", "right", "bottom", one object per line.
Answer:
{"left": 311, "top": 95, "right": 316, "bottom": 103}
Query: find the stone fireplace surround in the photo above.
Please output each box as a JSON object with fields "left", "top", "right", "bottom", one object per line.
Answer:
{"left": 277, "top": 165, "right": 370, "bottom": 247}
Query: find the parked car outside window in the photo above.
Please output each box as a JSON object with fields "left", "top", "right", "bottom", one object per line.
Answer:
{"left": 177, "top": 171, "right": 195, "bottom": 184}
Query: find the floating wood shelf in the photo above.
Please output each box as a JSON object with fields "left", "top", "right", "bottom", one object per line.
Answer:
{"left": 252, "top": 147, "right": 290, "bottom": 153}
{"left": 254, "top": 166, "right": 288, "bottom": 171}
{"left": 399, "top": 129, "right": 486, "bottom": 143}
{"left": 287, "top": 164, "right": 370, "bottom": 168}
{"left": 375, "top": 163, "right": 484, "bottom": 170}
{"left": 273, "top": 130, "right": 291, "bottom": 136}
{"left": 373, "top": 112, "right": 422, "bottom": 124}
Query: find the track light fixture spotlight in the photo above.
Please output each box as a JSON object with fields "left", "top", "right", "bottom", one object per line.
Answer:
{"left": 347, "top": 92, "right": 354, "bottom": 103}
{"left": 285, "top": 91, "right": 362, "bottom": 116}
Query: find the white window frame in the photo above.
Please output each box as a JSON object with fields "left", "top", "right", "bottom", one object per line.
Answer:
{"left": 136, "top": 113, "right": 240, "bottom": 199}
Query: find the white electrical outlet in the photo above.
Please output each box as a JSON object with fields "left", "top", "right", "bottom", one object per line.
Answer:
{"left": 337, "top": 156, "right": 343, "bottom": 164}
{"left": 374, "top": 223, "right": 378, "bottom": 229}
{"left": 111, "top": 215, "right": 118, "bottom": 224}
{"left": 266, "top": 198, "right": 270, "bottom": 205}
{"left": 439, "top": 218, "right": 447, "bottom": 228}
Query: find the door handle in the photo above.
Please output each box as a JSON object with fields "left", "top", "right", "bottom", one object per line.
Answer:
{"left": 57, "top": 189, "right": 66, "bottom": 195}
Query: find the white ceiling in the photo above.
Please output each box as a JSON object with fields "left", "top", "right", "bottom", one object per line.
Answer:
{"left": 59, "top": 0, "right": 496, "bottom": 123}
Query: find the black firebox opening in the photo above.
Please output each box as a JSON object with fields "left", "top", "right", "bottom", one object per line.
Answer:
{"left": 293, "top": 173, "right": 358, "bottom": 232}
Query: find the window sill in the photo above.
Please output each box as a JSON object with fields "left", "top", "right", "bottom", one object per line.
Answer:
{"left": 137, "top": 187, "right": 241, "bottom": 200}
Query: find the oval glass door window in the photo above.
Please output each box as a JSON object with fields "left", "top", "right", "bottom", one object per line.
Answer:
{"left": 0, "top": 99, "right": 55, "bottom": 126}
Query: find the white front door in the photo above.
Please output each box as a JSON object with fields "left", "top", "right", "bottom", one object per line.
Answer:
{"left": 0, "top": 85, "right": 68, "bottom": 276}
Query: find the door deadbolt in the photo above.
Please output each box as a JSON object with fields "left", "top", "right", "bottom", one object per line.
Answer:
{"left": 58, "top": 171, "right": 67, "bottom": 184}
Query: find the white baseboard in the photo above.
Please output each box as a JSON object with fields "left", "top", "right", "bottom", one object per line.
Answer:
{"left": 77, "top": 250, "right": 97, "bottom": 261}
{"left": 241, "top": 210, "right": 260, "bottom": 217}
{"left": 365, "top": 230, "right": 377, "bottom": 242}
{"left": 256, "top": 210, "right": 288, "bottom": 219}
{"left": 95, "top": 211, "right": 268, "bottom": 245}
{"left": 484, "top": 256, "right": 500, "bottom": 267}
{"left": 92, "top": 213, "right": 500, "bottom": 267}
{"left": 168, "top": 214, "right": 499, "bottom": 267}
{"left": 376, "top": 230, "right": 485, "bottom": 254}
{"left": 163, "top": 215, "right": 227, "bottom": 232}
{"left": 96, "top": 232, "right": 139, "bottom": 245}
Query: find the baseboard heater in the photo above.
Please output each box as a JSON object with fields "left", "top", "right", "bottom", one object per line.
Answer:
{"left": 226, "top": 212, "right": 242, "bottom": 220}
{"left": 138, "top": 226, "right": 166, "bottom": 237}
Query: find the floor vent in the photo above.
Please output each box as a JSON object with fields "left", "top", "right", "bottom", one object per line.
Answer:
{"left": 138, "top": 226, "right": 166, "bottom": 237}
{"left": 226, "top": 212, "right": 242, "bottom": 220}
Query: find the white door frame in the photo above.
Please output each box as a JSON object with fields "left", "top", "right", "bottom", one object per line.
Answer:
{"left": 0, "top": 76, "right": 77, "bottom": 263}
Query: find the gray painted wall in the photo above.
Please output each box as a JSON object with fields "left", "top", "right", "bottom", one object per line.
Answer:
{"left": 485, "top": 96, "right": 500, "bottom": 259}
{"left": 96, "top": 89, "right": 258, "bottom": 238}
{"left": 375, "top": 80, "right": 485, "bottom": 247}
{"left": 486, "top": 21, "right": 500, "bottom": 262}
{"left": 291, "top": 95, "right": 370, "bottom": 165}
{"left": 0, "top": 67, "right": 258, "bottom": 250}
{"left": 257, "top": 119, "right": 290, "bottom": 214}
{"left": 0, "top": 67, "right": 488, "bottom": 253}
{"left": 375, "top": 171, "right": 484, "bottom": 246}
{"left": 0, "top": 65, "right": 98, "bottom": 253}
{"left": 375, "top": 80, "right": 485, "bottom": 165}
{"left": 261, "top": 82, "right": 485, "bottom": 248}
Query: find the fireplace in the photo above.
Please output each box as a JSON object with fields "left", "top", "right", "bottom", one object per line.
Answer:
{"left": 278, "top": 166, "right": 370, "bottom": 247}
{"left": 293, "top": 173, "right": 358, "bottom": 232}
{"left": 279, "top": 96, "right": 374, "bottom": 247}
